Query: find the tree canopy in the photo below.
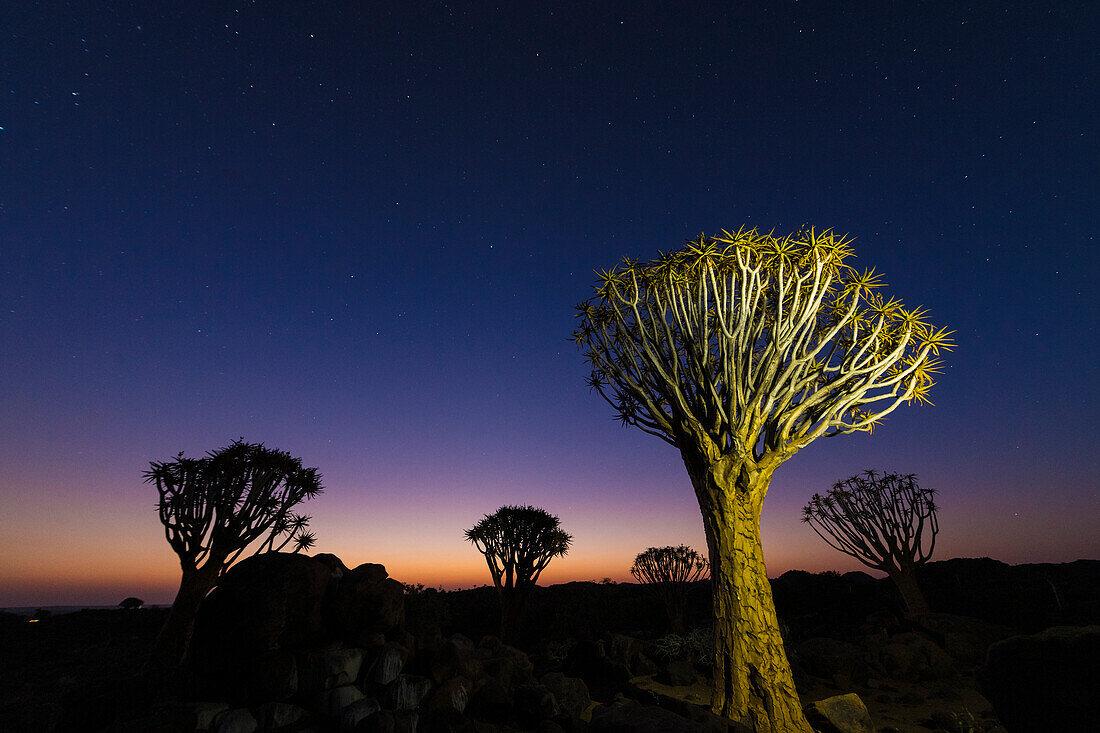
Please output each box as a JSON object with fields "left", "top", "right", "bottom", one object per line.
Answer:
{"left": 803, "top": 470, "right": 939, "bottom": 573}
{"left": 146, "top": 439, "right": 322, "bottom": 575}
{"left": 465, "top": 505, "right": 572, "bottom": 590}
{"left": 573, "top": 228, "right": 953, "bottom": 465}
{"left": 631, "top": 545, "right": 709, "bottom": 585}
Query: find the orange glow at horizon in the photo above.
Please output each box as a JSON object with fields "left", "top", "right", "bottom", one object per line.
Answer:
{"left": 4, "top": 470, "right": 1098, "bottom": 608}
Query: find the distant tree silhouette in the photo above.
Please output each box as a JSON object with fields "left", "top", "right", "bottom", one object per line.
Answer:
{"left": 119, "top": 597, "right": 144, "bottom": 610}
{"left": 573, "top": 228, "right": 952, "bottom": 728}
{"left": 631, "top": 545, "right": 709, "bottom": 633}
{"left": 465, "top": 505, "right": 572, "bottom": 646}
{"left": 803, "top": 470, "right": 938, "bottom": 615}
{"left": 145, "top": 439, "right": 322, "bottom": 667}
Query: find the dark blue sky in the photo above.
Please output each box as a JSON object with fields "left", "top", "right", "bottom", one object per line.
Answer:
{"left": 2, "top": 2, "right": 1097, "bottom": 605}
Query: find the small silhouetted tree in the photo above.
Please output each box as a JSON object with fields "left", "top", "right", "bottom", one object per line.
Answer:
{"left": 465, "top": 505, "right": 572, "bottom": 646}
{"left": 145, "top": 439, "right": 322, "bottom": 667}
{"left": 803, "top": 470, "right": 938, "bottom": 615}
{"left": 119, "top": 597, "right": 144, "bottom": 610}
{"left": 632, "top": 545, "right": 709, "bottom": 633}
{"left": 574, "top": 228, "right": 952, "bottom": 728}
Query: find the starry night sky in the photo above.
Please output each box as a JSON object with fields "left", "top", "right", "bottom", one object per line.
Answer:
{"left": 2, "top": 2, "right": 1097, "bottom": 606}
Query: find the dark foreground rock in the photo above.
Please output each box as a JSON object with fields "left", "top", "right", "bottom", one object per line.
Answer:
{"left": 110, "top": 554, "right": 594, "bottom": 733}
{"left": 977, "top": 625, "right": 1100, "bottom": 732}
{"left": 911, "top": 613, "right": 1016, "bottom": 671}
{"left": 803, "top": 693, "right": 875, "bottom": 733}
{"left": 187, "top": 552, "right": 404, "bottom": 702}
{"left": 590, "top": 697, "right": 742, "bottom": 733}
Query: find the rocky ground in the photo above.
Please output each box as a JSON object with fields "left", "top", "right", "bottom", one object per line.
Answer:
{"left": 1, "top": 556, "right": 1097, "bottom": 732}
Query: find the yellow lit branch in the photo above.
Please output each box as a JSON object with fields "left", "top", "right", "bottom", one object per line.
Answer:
{"left": 573, "top": 228, "right": 953, "bottom": 472}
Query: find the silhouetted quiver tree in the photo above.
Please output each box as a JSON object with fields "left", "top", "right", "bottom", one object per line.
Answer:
{"left": 803, "top": 470, "right": 938, "bottom": 615}
{"left": 465, "top": 505, "right": 572, "bottom": 646}
{"left": 145, "top": 439, "right": 322, "bottom": 668}
{"left": 573, "top": 227, "right": 952, "bottom": 730}
{"left": 631, "top": 545, "right": 709, "bottom": 633}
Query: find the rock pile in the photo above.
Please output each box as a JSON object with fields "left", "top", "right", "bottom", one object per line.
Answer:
{"left": 978, "top": 625, "right": 1100, "bottom": 732}
{"left": 109, "top": 553, "right": 593, "bottom": 732}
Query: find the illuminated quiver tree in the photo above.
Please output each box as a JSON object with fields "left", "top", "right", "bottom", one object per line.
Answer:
{"left": 465, "top": 505, "right": 572, "bottom": 646}
{"left": 573, "top": 227, "right": 951, "bottom": 730}
{"left": 631, "top": 544, "right": 709, "bottom": 633}
{"left": 146, "top": 439, "right": 322, "bottom": 667}
{"left": 803, "top": 470, "right": 938, "bottom": 615}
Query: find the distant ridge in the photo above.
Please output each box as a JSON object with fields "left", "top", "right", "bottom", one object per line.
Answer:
{"left": 2, "top": 605, "right": 166, "bottom": 617}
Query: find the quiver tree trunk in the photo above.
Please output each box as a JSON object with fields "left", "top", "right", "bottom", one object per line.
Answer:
{"left": 498, "top": 588, "right": 527, "bottom": 647}
{"left": 690, "top": 457, "right": 813, "bottom": 733}
{"left": 667, "top": 596, "right": 688, "bottom": 635}
{"left": 148, "top": 564, "right": 220, "bottom": 669}
{"left": 888, "top": 561, "right": 930, "bottom": 616}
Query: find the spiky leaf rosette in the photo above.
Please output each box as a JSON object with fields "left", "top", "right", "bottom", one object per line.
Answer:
{"left": 573, "top": 227, "right": 953, "bottom": 459}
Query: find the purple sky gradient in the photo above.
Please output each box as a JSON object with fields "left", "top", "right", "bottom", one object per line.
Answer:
{"left": 2, "top": 2, "right": 1097, "bottom": 606}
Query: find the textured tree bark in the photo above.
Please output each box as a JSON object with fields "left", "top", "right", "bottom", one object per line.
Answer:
{"left": 498, "top": 588, "right": 528, "bottom": 647}
{"left": 148, "top": 565, "right": 219, "bottom": 669}
{"left": 889, "top": 563, "right": 930, "bottom": 616}
{"left": 688, "top": 455, "right": 813, "bottom": 733}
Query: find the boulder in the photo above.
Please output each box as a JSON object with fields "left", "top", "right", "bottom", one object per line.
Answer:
{"left": 877, "top": 633, "right": 956, "bottom": 681}
{"left": 192, "top": 553, "right": 335, "bottom": 657}
{"left": 357, "top": 710, "right": 419, "bottom": 733}
{"left": 300, "top": 646, "right": 365, "bottom": 694}
{"left": 252, "top": 702, "right": 308, "bottom": 730}
{"left": 187, "top": 553, "right": 338, "bottom": 700}
{"left": 514, "top": 683, "right": 560, "bottom": 724}
{"left": 912, "top": 613, "right": 1015, "bottom": 669}
{"left": 794, "top": 637, "right": 867, "bottom": 684}
{"left": 365, "top": 641, "right": 409, "bottom": 686}
{"left": 608, "top": 635, "right": 649, "bottom": 676}
{"left": 144, "top": 702, "right": 228, "bottom": 732}
{"left": 429, "top": 676, "right": 473, "bottom": 714}
{"left": 478, "top": 635, "right": 502, "bottom": 655}
{"left": 654, "top": 659, "right": 695, "bottom": 687}
{"left": 540, "top": 672, "right": 591, "bottom": 719}
{"left": 803, "top": 693, "right": 875, "bottom": 733}
{"left": 212, "top": 708, "right": 258, "bottom": 733}
{"left": 186, "top": 554, "right": 408, "bottom": 702}
{"left": 589, "top": 697, "right": 726, "bottom": 732}
{"left": 564, "top": 641, "right": 630, "bottom": 701}
{"left": 481, "top": 653, "right": 518, "bottom": 686}
{"left": 313, "top": 552, "right": 347, "bottom": 579}
{"left": 330, "top": 563, "right": 406, "bottom": 645}
{"left": 606, "top": 634, "right": 659, "bottom": 677}
{"left": 340, "top": 697, "right": 382, "bottom": 731}
{"left": 246, "top": 651, "right": 299, "bottom": 700}
{"left": 467, "top": 676, "right": 514, "bottom": 722}
{"left": 432, "top": 635, "right": 484, "bottom": 684}
{"left": 418, "top": 627, "right": 445, "bottom": 655}
{"left": 481, "top": 644, "right": 534, "bottom": 688}
{"left": 977, "top": 625, "right": 1100, "bottom": 732}
{"left": 385, "top": 674, "right": 433, "bottom": 711}
{"left": 424, "top": 708, "right": 478, "bottom": 733}
{"left": 315, "top": 684, "right": 366, "bottom": 719}
{"left": 125, "top": 699, "right": 228, "bottom": 726}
